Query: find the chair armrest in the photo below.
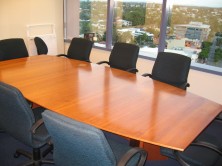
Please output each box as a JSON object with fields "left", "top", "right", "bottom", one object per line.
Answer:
{"left": 126, "top": 68, "right": 138, "bottom": 73}
{"left": 215, "top": 112, "right": 222, "bottom": 121}
{"left": 85, "top": 59, "right": 91, "bottom": 63}
{"left": 178, "top": 82, "right": 190, "bottom": 90}
{"left": 31, "top": 119, "right": 44, "bottom": 134}
{"left": 172, "top": 140, "right": 222, "bottom": 166}
{"left": 173, "top": 150, "right": 190, "bottom": 166}
{"left": 191, "top": 140, "right": 222, "bottom": 155}
{"left": 117, "top": 147, "right": 147, "bottom": 166}
{"left": 97, "top": 61, "right": 110, "bottom": 65}
{"left": 142, "top": 73, "right": 152, "bottom": 77}
{"left": 57, "top": 54, "right": 68, "bottom": 58}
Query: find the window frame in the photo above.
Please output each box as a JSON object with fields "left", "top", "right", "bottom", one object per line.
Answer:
{"left": 64, "top": 0, "right": 222, "bottom": 76}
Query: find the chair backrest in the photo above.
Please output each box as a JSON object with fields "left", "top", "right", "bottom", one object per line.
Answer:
{"left": 34, "top": 37, "right": 48, "bottom": 55}
{"left": 151, "top": 52, "right": 191, "bottom": 89}
{"left": 0, "top": 82, "right": 35, "bottom": 147}
{"left": 67, "top": 37, "right": 93, "bottom": 62}
{"left": 0, "top": 38, "right": 29, "bottom": 61}
{"left": 42, "top": 110, "right": 116, "bottom": 166}
{"left": 109, "top": 42, "right": 139, "bottom": 71}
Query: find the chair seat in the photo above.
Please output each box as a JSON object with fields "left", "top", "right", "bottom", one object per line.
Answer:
{"left": 32, "top": 124, "right": 50, "bottom": 148}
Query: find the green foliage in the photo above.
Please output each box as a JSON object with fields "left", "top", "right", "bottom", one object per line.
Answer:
{"left": 123, "top": 5, "right": 146, "bottom": 26}
{"left": 201, "top": 41, "right": 212, "bottom": 49}
{"left": 214, "top": 48, "right": 222, "bottom": 62}
{"left": 215, "top": 32, "right": 222, "bottom": 37}
{"left": 80, "top": 0, "right": 91, "bottom": 9}
{"left": 198, "top": 49, "right": 209, "bottom": 59}
{"left": 135, "top": 33, "right": 152, "bottom": 46}
{"left": 80, "top": 11, "right": 91, "bottom": 20}
{"left": 80, "top": 1, "right": 91, "bottom": 20}
{"left": 198, "top": 41, "right": 212, "bottom": 60}
{"left": 80, "top": 22, "right": 91, "bottom": 34}
{"left": 102, "top": 31, "right": 106, "bottom": 41}
{"left": 112, "top": 26, "right": 118, "bottom": 44}
{"left": 79, "top": 0, "right": 92, "bottom": 35}
{"left": 124, "top": 11, "right": 145, "bottom": 26}
{"left": 149, "top": 43, "right": 157, "bottom": 48}
{"left": 216, "top": 38, "right": 222, "bottom": 47}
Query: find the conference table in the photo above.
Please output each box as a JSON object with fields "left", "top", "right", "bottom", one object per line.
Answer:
{"left": 0, "top": 55, "right": 221, "bottom": 152}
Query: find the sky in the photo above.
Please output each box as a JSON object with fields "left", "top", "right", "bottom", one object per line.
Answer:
{"left": 120, "top": 0, "right": 222, "bottom": 8}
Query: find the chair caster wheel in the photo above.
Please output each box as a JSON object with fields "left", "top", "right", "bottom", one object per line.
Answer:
{"left": 14, "top": 152, "right": 20, "bottom": 158}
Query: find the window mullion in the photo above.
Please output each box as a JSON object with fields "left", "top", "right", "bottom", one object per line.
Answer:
{"left": 158, "top": 0, "right": 168, "bottom": 52}
{"left": 106, "top": 0, "right": 114, "bottom": 49}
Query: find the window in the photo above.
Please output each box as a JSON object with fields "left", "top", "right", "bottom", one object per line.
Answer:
{"left": 112, "top": 0, "right": 162, "bottom": 57}
{"left": 64, "top": 0, "right": 222, "bottom": 75}
{"left": 166, "top": 0, "right": 222, "bottom": 74}
{"left": 79, "top": 0, "right": 107, "bottom": 46}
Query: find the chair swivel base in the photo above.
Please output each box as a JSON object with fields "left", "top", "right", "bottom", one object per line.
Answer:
{"left": 14, "top": 148, "right": 54, "bottom": 166}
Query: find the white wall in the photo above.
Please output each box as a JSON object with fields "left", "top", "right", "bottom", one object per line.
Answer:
{"left": 0, "top": 0, "right": 64, "bottom": 54}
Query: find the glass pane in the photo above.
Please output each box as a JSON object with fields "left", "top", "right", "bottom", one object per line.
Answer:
{"left": 166, "top": 0, "right": 222, "bottom": 72}
{"left": 113, "top": 0, "right": 163, "bottom": 57}
{"left": 80, "top": 0, "right": 107, "bottom": 46}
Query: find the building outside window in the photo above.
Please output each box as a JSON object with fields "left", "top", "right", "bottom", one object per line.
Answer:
{"left": 65, "top": 0, "right": 222, "bottom": 75}
{"left": 166, "top": 0, "right": 222, "bottom": 72}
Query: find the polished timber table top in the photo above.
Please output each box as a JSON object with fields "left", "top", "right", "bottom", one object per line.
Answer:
{"left": 0, "top": 55, "right": 221, "bottom": 151}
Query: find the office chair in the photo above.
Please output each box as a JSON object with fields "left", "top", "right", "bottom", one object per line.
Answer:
{"left": 160, "top": 137, "right": 222, "bottom": 165}
{"left": 143, "top": 53, "right": 222, "bottom": 165}
{"left": 0, "top": 82, "right": 53, "bottom": 166}
{"left": 97, "top": 42, "right": 139, "bottom": 73}
{"left": 42, "top": 110, "right": 147, "bottom": 166}
{"left": 0, "top": 38, "right": 29, "bottom": 61}
{"left": 34, "top": 37, "right": 48, "bottom": 55}
{"left": 142, "top": 52, "right": 191, "bottom": 90}
{"left": 58, "top": 37, "right": 93, "bottom": 62}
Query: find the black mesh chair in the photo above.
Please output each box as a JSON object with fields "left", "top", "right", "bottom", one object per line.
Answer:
{"left": 42, "top": 110, "right": 147, "bottom": 166}
{"left": 97, "top": 42, "right": 139, "bottom": 73}
{"left": 0, "top": 38, "right": 29, "bottom": 61}
{"left": 34, "top": 37, "right": 48, "bottom": 55}
{"left": 58, "top": 37, "right": 93, "bottom": 62}
{"left": 142, "top": 52, "right": 191, "bottom": 90}
{"left": 0, "top": 82, "right": 53, "bottom": 166}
